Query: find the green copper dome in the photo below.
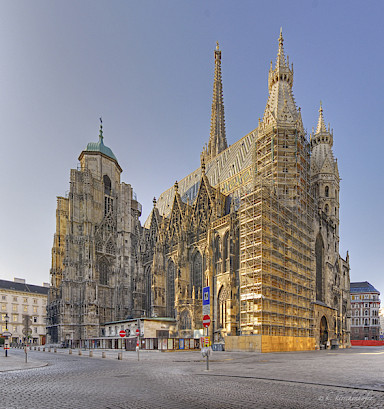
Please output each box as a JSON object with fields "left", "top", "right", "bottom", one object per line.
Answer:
{"left": 84, "top": 122, "right": 117, "bottom": 161}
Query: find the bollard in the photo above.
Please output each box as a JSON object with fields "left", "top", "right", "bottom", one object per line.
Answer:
{"left": 29, "top": 346, "right": 32, "bottom": 351}
{"left": 54, "top": 348, "right": 57, "bottom": 353}
{"left": 43, "top": 347, "right": 45, "bottom": 352}
{"left": 78, "top": 350, "right": 82, "bottom": 356}
{"left": 69, "top": 349, "right": 72, "bottom": 355}
{"left": 48, "top": 348, "right": 51, "bottom": 353}
{"left": 38, "top": 347, "right": 40, "bottom": 351}
{"left": 89, "top": 350, "right": 93, "bottom": 357}
{"left": 34, "top": 346, "right": 36, "bottom": 351}
{"left": 102, "top": 351, "right": 106, "bottom": 358}
{"left": 118, "top": 352, "right": 122, "bottom": 360}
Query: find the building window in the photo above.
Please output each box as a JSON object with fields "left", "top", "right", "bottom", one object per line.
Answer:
{"left": 12, "top": 305, "right": 17, "bottom": 312}
{"left": 218, "top": 286, "right": 228, "bottom": 329}
{"left": 12, "top": 314, "right": 18, "bottom": 322}
{"left": 325, "top": 186, "right": 329, "bottom": 197}
{"left": 167, "top": 260, "right": 175, "bottom": 318}
{"left": 33, "top": 317, "right": 38, "bottom": 323}
{"left": 223, "top": 231, "right": 230, "bottom": 272}
{"left": 13, "top": 326, "right": 17, "bottom": 332}
{"left": 315, "top": 234, "right": 324, "bottom": 302}
{"left": 214, "top": 235, "right": 221, "bottom": 275}
{"left": 1, "top": 296, "right": 5, "bottom": 300}
{"left": 33, "top": 307, "right": 37, "bottom": 313}
{"left": 1, "top": 304, "right": 5, "bottom": 311}
{"left": 192, "top": 251, "right": 202, "bottom": 298}
{"left": 324, "top": 204, "right": 329, "bottom": 214}
{"left": 23, "top": 306, "right": 27, "bottom": 312}
{"left": 103, "top": 175, "right": 112, "bottom": 195}
{"left": 33, "top": 299, "right": 37, "bottom": 304}
{"left": 24, "top": 298, "right": 28, "bottom": 303}
{"left": 98, "top": 259, "right": 109, "bottom": 286}
{"left": 13, "top": 297, "right": 17, "bottom": 302}
{"left": 179, "top": 310, "right": 191, "bottom": 330}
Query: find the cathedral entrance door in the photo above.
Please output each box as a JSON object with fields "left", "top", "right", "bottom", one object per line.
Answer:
{"left": 320, "top": 316, "right": 328, "bottom": 348}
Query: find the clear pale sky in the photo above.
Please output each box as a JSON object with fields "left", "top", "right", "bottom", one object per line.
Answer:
{"left": 0, "top": 1, "right": 383, "bottom": 295}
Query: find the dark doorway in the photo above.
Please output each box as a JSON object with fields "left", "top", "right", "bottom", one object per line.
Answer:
{"left": 320, "top": 316, "right": 328, "bottom": 347}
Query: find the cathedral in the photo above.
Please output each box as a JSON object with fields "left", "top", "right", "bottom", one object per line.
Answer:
{"left": 47, "top": 32, "right": 350, "bottom": 352}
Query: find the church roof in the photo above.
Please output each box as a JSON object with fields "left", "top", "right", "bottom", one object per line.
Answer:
{"left": 350, "top": 281, "right": 380, "bottom": 294}
{"left": 83, "top": 121, "right": 117, "bottom": 161}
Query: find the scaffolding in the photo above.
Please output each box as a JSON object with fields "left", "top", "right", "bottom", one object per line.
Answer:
{"left": 239, "top": 125, "right": 314, "bottom": 338}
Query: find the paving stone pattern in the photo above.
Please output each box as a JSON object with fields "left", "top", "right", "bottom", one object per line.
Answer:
{"left": 1, "top": 347, "right": 383, "bottom": 408}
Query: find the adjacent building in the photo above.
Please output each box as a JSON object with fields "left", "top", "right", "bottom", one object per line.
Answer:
{"left": 47, "top": 32, "right": 351, "bottom": 351}
{"left": 0, "top": 278, "right": 49, "bottom": 345}
{"left": 350, "top": 281, "right": 381, "bottom": 340}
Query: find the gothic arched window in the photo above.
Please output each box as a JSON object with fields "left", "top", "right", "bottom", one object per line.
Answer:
{"left": 325, "top": 186, "right": 329, "bottom": 197}
{"left": 192, "top": 251, "right": 202, "bottom": 298}
{"left": 325, "top": 204, "right": 329, "bottom": 214}
{"left": 180, "top": 310, "right": 191, "bottom": 330}
{"left": 315, "top": 234, "right": 324, "bottom": 302}
{"left": 103, "top": 175, "right": 112, "bottom": 195}
{"left": 218, "top": 286, "right": 228, "bottom": 329}
{"left": 223, "top": 231, "right": 230, "bottom": 272}
{"left": 99, "top": 259, "right": 109, "bottom": 285}
{"left": 214, "top": 236, "right": 221, "bottom": 275}
{"left": 146, "top": 266, "right": 152, "bottom": 317}
{"left": 167, "top": 260, "right": 175, "bottom": 317}
{"left": 106, "top": 239, "right": 116, "bottom": 255}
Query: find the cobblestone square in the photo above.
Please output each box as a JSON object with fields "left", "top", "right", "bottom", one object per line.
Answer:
{"left": 1, "top": 346, "right": 383, "bottom": 408}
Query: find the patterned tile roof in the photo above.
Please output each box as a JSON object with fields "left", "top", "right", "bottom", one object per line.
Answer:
{"left": 350, "top": 281, "right": 380, "bottom": 294}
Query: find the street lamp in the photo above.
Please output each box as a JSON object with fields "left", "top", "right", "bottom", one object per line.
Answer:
{"left": 4, "top": 313, "right": 9, "bottom": 357}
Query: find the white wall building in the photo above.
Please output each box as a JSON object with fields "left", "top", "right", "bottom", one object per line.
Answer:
{"left": 0, "top": 278, "right": 49, "bottom": 345}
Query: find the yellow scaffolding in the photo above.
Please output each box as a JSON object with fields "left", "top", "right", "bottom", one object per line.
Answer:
{"left": 239, "top": 125, "right": 314, "bottom": 338}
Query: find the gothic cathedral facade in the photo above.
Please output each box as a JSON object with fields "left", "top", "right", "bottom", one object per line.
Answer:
{"left": 47, "top": 32, "right": 350, "bottom": 351}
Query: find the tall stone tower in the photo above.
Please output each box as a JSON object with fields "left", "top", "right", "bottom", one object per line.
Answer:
{"left": 311, "top": 104, "right": 350, "bottom": 347}
{"left": 47, "top": 121, "right": 144, "bottom": 346}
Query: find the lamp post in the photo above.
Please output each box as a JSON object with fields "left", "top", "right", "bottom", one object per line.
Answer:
{"left": 4, "top": 313, "right": 9, "bottom": 357}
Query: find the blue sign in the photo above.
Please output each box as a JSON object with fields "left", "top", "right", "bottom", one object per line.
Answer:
{"left": 203, "top": 287, "right": 210, "bottom": 305}
{"left": 179, "top": 339, "right": 184, "bottom": 350}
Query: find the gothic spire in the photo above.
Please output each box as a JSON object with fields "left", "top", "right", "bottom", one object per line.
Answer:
{"left": 261, "top": 30, "right": 302, "bottom": 130}
{"left": 311, "top": 102, "right": 333, "bottom": 148}
{"left": 315, "top": 101, "right": 327, "bottom": 134}
{"left": 207, "top": 41, "right": 227, "bottom": 160}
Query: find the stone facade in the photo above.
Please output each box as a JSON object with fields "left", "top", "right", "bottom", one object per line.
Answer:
{"left": 47, "top": 124, "right": 144, "bottom": 346}
{"left": 48, "top": 32, "right": 351, "bottom": 351}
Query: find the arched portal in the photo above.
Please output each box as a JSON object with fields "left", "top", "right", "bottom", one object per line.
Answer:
{"left": 320, "top": 316, "right": 328, "bottom": 347}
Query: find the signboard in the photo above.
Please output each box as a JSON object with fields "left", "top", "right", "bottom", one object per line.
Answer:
{"left": 203, "top": 286, "right": 210, "bottom": 315}
{"left": 136, "top": 328, "right": 140, "bottom": 336}
{"left": 203, "top": 315, "right": 211, "bottom": 328}
{"left": 200, "top": 337, "right": 210, "bottom": 347}
{"left": 2, "top": 331, "right": 11, "bottom": 337}
{"left": 119, "top": 330, "right": 126, "bottom": 338}
{"left": 203, "top": 287, "right": 210, "bottom": 305}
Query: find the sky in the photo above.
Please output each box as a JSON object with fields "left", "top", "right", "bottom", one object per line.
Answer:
{"left": 0, "top": 0, "right": 383, "bottom": 295}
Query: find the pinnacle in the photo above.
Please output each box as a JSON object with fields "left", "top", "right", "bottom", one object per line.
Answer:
{"left": 315, "top": 102, "right": 327, "bottom": 134}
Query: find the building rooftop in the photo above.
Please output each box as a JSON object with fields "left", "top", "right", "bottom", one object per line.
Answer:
{"left": 350, "top": 281, "right": 380, "bottom": 294}
{"left": 0, "top": 279, "right": 49, "bottom": 295}
{"left": 82, "top": 122, "right": 117, "bottom": 162}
